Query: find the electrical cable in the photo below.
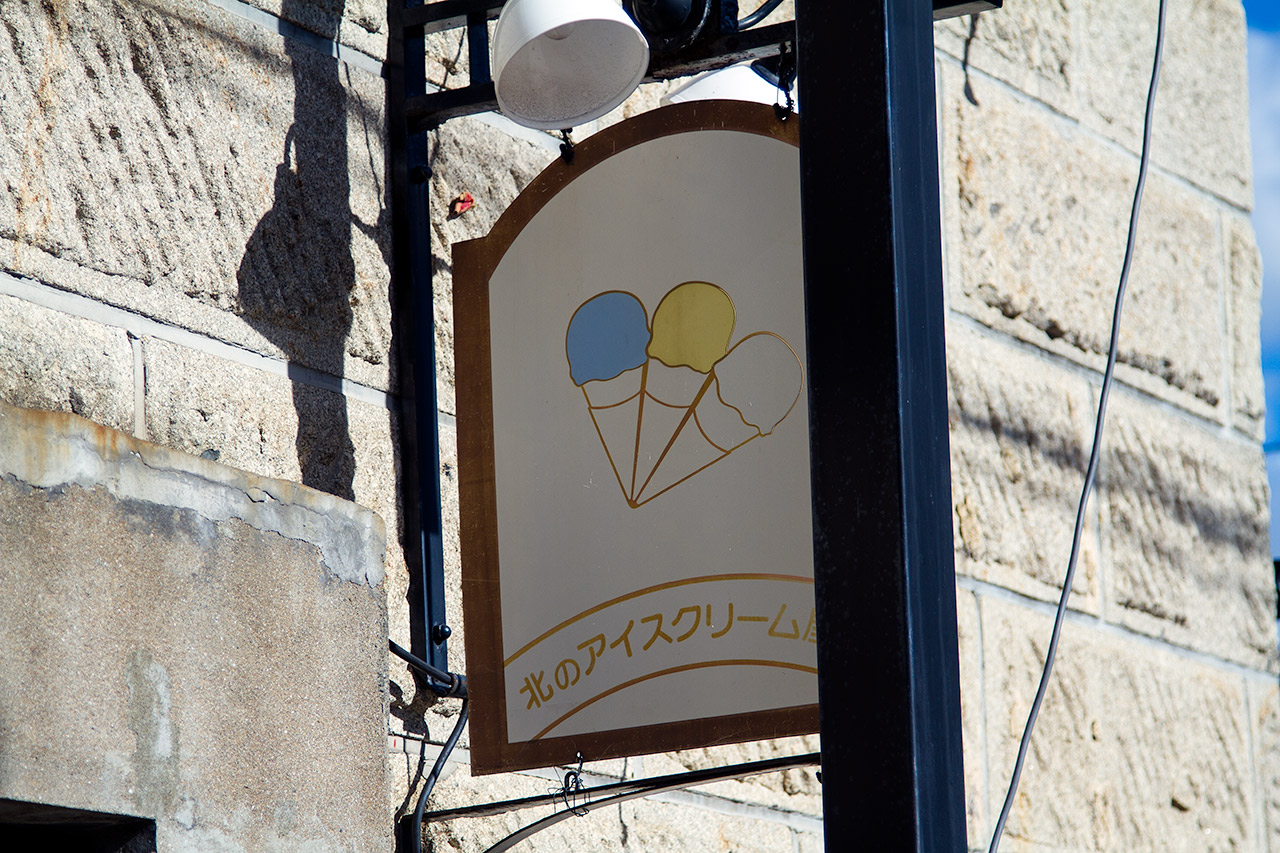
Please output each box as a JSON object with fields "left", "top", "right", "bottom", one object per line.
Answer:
{"left": 410, "top": 696, "right": 469, "bottom": 853}
{"left": 738, "top": 0, "right": 785, "bottom": 31}
{"left": 387, "top": 639, "right": 470, "bottom": 851}
{"left": 986, "top": 1, "right": 1167, "bottom": 850}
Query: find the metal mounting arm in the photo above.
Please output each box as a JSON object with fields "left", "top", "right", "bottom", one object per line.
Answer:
{"left": 420, "top": 753, "right": 820, "bottom": 852}
{"left": 404, "top": 20, "right": 799, "bottom": 130}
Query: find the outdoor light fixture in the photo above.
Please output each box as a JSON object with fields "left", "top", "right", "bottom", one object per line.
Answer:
{"left": 492, "top": 0, "right": 650, "bottom": 130}
{"left": 662, "top": 59, "right": 798, "bottom": 110}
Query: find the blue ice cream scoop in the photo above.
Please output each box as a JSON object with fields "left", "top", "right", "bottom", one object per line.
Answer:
{"left": 565, "top": 291, "right": 651, "bottom": 385}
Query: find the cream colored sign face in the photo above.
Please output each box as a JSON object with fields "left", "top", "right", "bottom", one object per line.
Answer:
{"left": 456, "top": 103, "right": 817, "bottom": 773}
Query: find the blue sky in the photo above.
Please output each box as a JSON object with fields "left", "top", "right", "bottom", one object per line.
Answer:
{"left": 1245, "top": 0, "right": 1280, "bottom": 33}
{"left": 1244, "top": 0, "right": 1280, "bottom": 554}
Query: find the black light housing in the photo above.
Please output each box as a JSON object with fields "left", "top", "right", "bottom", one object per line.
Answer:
{"left": 625, "top": 0, "right": 713, "bottom": 53}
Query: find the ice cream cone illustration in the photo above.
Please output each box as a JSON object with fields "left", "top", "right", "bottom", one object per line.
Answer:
{"left": 566, "top": 283, "right": 803, "bottom": 508}
{"left": 566, "top": 291, "right": 651, "bottom": 502}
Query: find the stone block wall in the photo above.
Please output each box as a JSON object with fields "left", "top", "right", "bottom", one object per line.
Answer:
{"left": 938, "top": 1, "right": 1276, "bottom": 849}
{"left": 0, "top": 0, "right": 1273, "bottom": 850}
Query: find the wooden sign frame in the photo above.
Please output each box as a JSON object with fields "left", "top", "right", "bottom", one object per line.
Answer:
{"left": 454, "top": 101, "right": 818, "bottom": 775}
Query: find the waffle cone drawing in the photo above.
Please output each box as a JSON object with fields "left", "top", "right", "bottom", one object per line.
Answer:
{"left": 567, "top": 283, "right": 803, "bottom": 508}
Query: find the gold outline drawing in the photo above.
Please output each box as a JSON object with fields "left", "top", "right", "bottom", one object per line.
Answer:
{"left": 531, "top": 659, "right": 819, "bottom": 741}
{"left": 712, "top": 331, "right": 805, "bottom": 436}
{"left": 632, "top": 370, "right": 717, "bottom": 499}
{"left": 630, "top": 359, "right": 649, "bottom": 499}
{"left": 631, "top": 433, "right": 758, "bottom": 508}
{"left": 503, "top": 572, "right": 814, "bottom": 667}
{"left": 566, "top": 286, "right": 805, "bottom": 509}
{"left": 583, "top": 387, "right": 630, "bottom": 504}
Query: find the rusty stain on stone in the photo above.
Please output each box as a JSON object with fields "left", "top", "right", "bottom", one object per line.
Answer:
{"left": 0, "top": 399, "right": 385, "bottom": 586}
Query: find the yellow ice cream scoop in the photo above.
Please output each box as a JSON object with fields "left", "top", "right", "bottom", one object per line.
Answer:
{"left": 646, "top": 281, "right": 735, "bottom": 374}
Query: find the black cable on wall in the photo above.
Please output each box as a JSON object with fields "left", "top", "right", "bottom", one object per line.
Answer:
{"left": 986, "top": 0, "right": 1168, "bottom": 849}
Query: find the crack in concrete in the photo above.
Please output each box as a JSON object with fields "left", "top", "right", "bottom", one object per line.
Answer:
{"left": 0, "top": 401, "right": 384, "bottom": 586}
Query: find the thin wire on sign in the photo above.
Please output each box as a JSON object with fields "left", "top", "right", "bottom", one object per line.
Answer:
{"left": 773, "top": 42, "right": 796, "bottom": 121}
{"left": 986, "top": 1, "right": 1167, "bottom": 850}
{"left": 552, "top": 752, "right": 590, "bottom": 816}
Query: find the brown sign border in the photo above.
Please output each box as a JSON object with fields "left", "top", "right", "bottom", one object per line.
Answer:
{"left": 454, "top": 100, "right": 817, "bottom": 776}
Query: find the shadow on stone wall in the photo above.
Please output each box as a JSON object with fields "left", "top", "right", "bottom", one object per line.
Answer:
{"left": 237, "top": 1, "right": 356, "bottom": 500}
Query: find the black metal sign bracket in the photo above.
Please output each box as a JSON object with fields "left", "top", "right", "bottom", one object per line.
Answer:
{"left": 388, "top": 5, "right": 981, "bottom": 849}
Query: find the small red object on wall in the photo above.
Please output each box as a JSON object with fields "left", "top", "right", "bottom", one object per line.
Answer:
{"left": 450, "top": 191, "right": 475, "bottom": 216}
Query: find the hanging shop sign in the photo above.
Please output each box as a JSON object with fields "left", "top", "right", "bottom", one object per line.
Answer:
{"left": 455, "top": 101, "right": 817, "bottom": 775}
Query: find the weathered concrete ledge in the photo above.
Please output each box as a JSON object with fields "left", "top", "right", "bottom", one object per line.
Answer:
{"left": 0, "top": 399, "right": 384, "bottom": 586}
{"left": 0, "top": 399, "right": 390, "bottom": 850}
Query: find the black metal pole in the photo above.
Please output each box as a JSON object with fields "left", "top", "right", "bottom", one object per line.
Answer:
{"left": 391, "top": 0, "right": 451, "bottom": 674}
{"left": 406, "top": 157, "right": 451, "bottom": 671}
{"left": 795, "top": 0, "right": 966, "bottom": 849}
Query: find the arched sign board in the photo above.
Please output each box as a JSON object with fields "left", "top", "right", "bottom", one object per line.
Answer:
{"left": 455, "top": 101, "right": 818, "bottom": 775}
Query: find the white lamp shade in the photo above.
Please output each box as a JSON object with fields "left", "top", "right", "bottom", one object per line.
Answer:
{"left": 493, "top": 0, "right": 650, "bottom": 130}
{"left": 662, "top": 63, "right": 799, "bottom": 112}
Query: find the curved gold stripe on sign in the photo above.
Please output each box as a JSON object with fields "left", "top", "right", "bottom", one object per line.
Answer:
{"left": 503, "top": 574, "right": 814, "bottom": 667}
{"left": 531, "top": 659, "right": 819, "bottom": 741}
